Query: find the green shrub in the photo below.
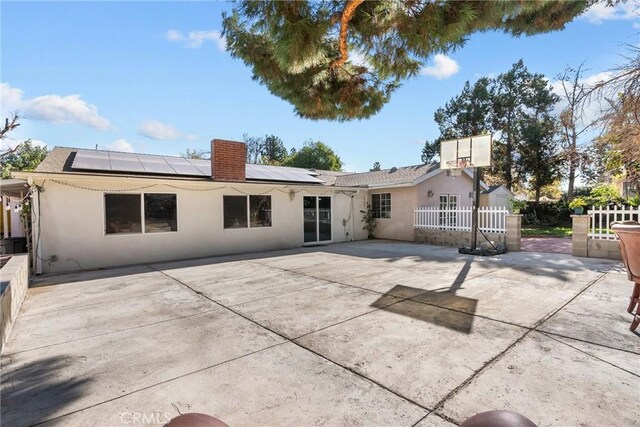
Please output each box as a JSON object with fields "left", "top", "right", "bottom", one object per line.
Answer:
{"left": 586, "top": 184, "right": 622, "bottom": 207}
{"left": 508, "top": 198, "right": 528, "bottom": 213}
{"left": 568, "top": 197, "right": 587, "bottom": 210}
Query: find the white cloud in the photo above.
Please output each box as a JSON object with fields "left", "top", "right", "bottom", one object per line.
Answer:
{"left": 138, "top": 120, "right": 196, "bottom": 140}
{"left": 420, "top": 54, "right": 460, "bottom": 79}
{"left": 0, "top": 83, "right": 111, "bottom": 130}
{"left": 582, "top": 2, "right": 639, "bottom": 24}
{"left": 106, "top": 138, "right": 134, "bottom": 153}
{"left": 165, "top": 29, "right": 226, "bottom": 50}
{"left": 24, "top": 94, "right": 111, "bottom": 130}
{"left": 1, "top": 83, "right": 23, "bottom": 115}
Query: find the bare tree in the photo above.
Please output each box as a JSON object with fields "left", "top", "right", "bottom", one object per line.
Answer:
{"left": 585, "top": 44, "right": 640, "bottom": 125}
{"left": 0, "top": 113, "right": 21, "bottom": 159}
{"left": 556, "top": 64, "right": 600, "bottom": 200}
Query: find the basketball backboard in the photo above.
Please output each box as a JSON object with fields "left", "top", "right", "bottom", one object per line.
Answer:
{"left": 440, "top": 134, "right": 492, "bottom": 169}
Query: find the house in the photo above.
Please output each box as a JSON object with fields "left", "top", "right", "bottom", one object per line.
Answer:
{"left": 331, "top": 165, "right": 488, "bottom": 241}
{"left": 480, "top": 185, "right": 514, "bottom": 210}
{"left": 14, "top": 139, "right": 487, "bottom": 274}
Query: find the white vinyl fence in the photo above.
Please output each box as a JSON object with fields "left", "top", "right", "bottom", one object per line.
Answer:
{"left": 414, "top": 206, "right": 508, "bottom": 233}
{"left": 588, "top": 205, "right": 640, "bottom": 240}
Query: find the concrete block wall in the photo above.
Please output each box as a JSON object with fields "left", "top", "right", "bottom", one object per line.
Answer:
{"left": 1, "top": 254, "right": 29, "bottom": 352}
{"left": 414, "top": 213, "right": 521, "bottom": 251}
{"left": 571, "top": 214, "right": 622, "bottom": 260}
{"left": 414, "top": 229, "right": 506, "bottom": 248}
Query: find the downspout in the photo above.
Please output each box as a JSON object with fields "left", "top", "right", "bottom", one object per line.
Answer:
{"left": 350, "top": 189, "right": 361, "bottom": 241}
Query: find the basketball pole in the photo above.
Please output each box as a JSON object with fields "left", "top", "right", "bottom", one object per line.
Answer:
{"left": 470, "top": 167, "right": 481, "bottom": 251}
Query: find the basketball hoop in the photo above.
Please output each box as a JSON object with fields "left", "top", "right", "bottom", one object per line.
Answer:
{"left": 446, "top": 159, "right": 469, "bottom": 177}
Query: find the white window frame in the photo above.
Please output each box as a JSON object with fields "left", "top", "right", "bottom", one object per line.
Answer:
{"left": 302, "top": 195, "right": 333, "bottom": 245}
{"left": 223, "top": 194, "right": 273, "bottom": 230}
{"left": 103, "top": 192, "right": 178, "bottom": 236}
{"left": 372, "top": 193, "right": 391, "bottom": 219}
{"left": 439, "top": 193, "right": 459, "bottom": 228}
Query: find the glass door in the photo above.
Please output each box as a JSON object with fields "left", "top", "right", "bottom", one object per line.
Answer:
{"left": 303, "top": 196, "right": 332, "bottom": 243}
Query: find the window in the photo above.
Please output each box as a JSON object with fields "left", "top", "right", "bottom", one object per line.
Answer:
{"left": 105, "top": 193, "right": 177, "bottom": 235}
{"left": 144, "top": 194, "right": 177, "bottom": 233}
{"left": 371, "top": 193, "right": 391, "bottom": 218}
{"left": 223, "top": 196, "right": 248, "bottom": 228}
{"left": 105, "top": 194, "right": 141, "bottom": 234}
{"left": 224, "top": 195, "right": 272, "bottom": 229}
{"left": 250, "top": 195, "right": 272, "bottom": 227}
{"left": 439, "top": 194, "right": 458, "bottom": 228}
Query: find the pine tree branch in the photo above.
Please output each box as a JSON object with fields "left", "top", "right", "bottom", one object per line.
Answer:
{"left": 329, "top": 0, "right": 364, "bottom": 71}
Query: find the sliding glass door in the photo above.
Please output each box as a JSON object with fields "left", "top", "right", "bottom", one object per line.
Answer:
{"left": 303, "top": 196, "right": 332, "bottom": 243}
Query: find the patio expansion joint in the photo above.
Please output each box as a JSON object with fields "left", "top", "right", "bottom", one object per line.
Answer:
{"left": 1, "top": 308, "right": 221, "bottom": 357}
{"left": 415, "top": 271, "right": 611, "bottom": 426}
{"left": 154, "top": 267, "right": 434, "bottom": 418}
{"left": 30, "top": 340, "right": 288, "bottom": 427}
{"left": 17, "top": 286, "right": 189, "bottom": 319}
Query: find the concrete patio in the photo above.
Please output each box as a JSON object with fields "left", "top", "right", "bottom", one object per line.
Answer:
{"left": 1, "top": 241, "right": 638, "bottom": 426}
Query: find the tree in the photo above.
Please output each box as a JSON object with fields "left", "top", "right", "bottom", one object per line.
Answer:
{"left": 261, "top": 134, "right": 287, "bottom": 165}
{"left": 421, "top": 77, "right": 493, "bottom": 165}
{"left": 243, "top": 133, "right": 264, "bottom": 164}
{"left": 181, "top": 148, "right": 210, "bottom": 159}
{"left": 581, "top": 45, "right": 640, "bottom": 194}
{"left": 223, "top": 1, "right": 588, "bottom": 121}
{"left": 1, "top": 114, "right": 20, "bottom": 141}
{"left": 556, "top": 64, "right": 600, "bottom": 200}
{"left": 370, "top": 161, "right": 381, "bottom": 171}
{"left": 283, "top": 140, "right": 343, "bottom": 171}
{"left": 421, "top": 140, "right": 439, "bottom": 164}
{"left": 1, "top": 140, "right": 48, "bottom": 179}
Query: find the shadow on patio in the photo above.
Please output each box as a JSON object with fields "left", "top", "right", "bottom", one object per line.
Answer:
{"left": 1, "top": 355, "right": 91, "bottom": 426}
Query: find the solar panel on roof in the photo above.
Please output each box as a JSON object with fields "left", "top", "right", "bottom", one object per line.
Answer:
{"left": 138, "top": 155, "right": 176, "bottom": 174}
{"left": 71, "top": 149, "right": 324, "bottom": 183}
{"left": 72, "top": 150, "right": 111, "bottom": 171}
{"left": 164, "top": 157, "right": 206, "bottom": 176}
{"left": 109, "top": 152, "right": 146, "bottom": 173}
{"left": 187, "top": 159, "right": 211, "bottom": 176}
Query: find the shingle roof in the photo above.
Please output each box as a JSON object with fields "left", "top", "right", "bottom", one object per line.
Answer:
{"left": 35, "top": 147, "right": 77, "bottom": 173}
{"left": 334, "top": 164, "right": 439, "bottom": 187}
{"left": 482, "top": 185, "right": 510, "bottom": 194}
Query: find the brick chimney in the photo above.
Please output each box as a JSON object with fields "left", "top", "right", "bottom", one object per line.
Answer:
{"left": 211, "top": 139, "right": 246, "bottom": 182}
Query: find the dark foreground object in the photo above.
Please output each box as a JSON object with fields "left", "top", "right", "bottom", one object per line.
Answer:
{"left": 165, "top": 413, "right": 229, "bottom": 427}
{"left": 611, "top": 220, "right": 640, "bottom": 331}
{"left": 459, "top": 244, "right": 507, "bottom": 256}
{"left": 460, "top": 410, "right": 537, "bottom": 427}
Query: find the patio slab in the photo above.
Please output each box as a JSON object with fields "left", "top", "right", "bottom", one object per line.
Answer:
{"left": 1, "top": 241, "right": 638, "bottom": 427}
{"left": 439, "top": 332, "right": 639, "bottom": 426}
{"left": 296, "top": 300, "right": 526, "bottom": 409}
{"left": 1, "top": 309, "right": 283, "bottom": 426}
{"left": 410, "top": 273, "right": 598, "bottom": 328}
{"left": 233, "top": 282, "right": 401, "bottom": 338}
{"left": 21, "top": 267, "right": 180, "bottom": 316}
{"left": 3, "top": 289, "right": 215, "bottom": 353}
{"left": 539, "top": 272, "right": 640, "bottom": 354}
{"left": 50, "top": 342, "right": 428, "bottom": 427}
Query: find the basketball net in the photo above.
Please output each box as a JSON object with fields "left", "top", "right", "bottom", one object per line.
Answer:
{"left": 446, "top": 159, "right": 469, "bottom": 177}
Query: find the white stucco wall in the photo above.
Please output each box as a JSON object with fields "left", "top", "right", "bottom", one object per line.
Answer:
{"left": 32, "top": 176, "right": 368, "bottom": 273}
{"left": 415, "top": 171, "right": 475, "bottom": 208}
{"left": 370, "top": 171, "right": 476, "bottom": 242}
{"left": 485, "top": 187, "right": 512, "bottom": 209}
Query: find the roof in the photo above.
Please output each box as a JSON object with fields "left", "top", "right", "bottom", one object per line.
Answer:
{"left": 35, "top": 147, "right": 326, "bottom": 185}
{"left": 482, "top": 185, "right": 513, "bottom": 195}
{"left": 334, "top": 164, "right": 439, "bottom": 187}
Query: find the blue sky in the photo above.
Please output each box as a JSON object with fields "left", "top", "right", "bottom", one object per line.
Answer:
{"left": 2, "top": 1, "right": 639, "bottom": 172}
